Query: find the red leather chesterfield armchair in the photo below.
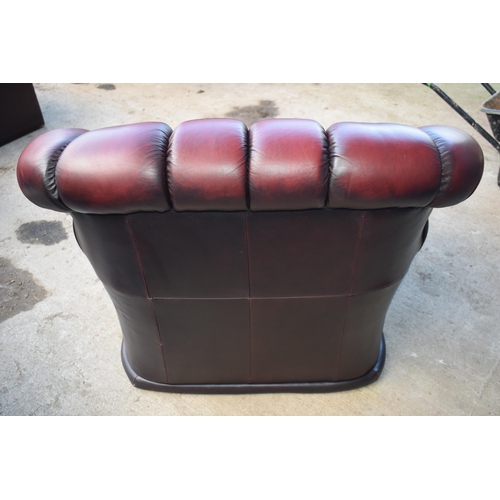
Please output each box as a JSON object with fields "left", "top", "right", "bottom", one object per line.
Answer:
{"left": 17, "top": 118, "right": 484, "bottom": 394}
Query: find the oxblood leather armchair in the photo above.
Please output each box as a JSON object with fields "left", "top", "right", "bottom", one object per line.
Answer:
{"left": 17, "top": 118, "right": 484, "bottom": 394}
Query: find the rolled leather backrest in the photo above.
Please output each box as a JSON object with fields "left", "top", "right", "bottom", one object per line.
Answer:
{"left": 17, "top": 118, "right": 485, "bottom": 393}
{"left": 16, "top": 128, "right": 88, "bottom": 212}
{"left": 17, "top": 118, "right": 484, "bottom": 214}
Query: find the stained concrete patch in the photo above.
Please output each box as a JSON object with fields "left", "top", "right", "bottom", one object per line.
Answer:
{"left": 16, "top": 221, "right": 67, "bottom": 246}
{"left": 0, "top": 257, "right": 48, "bottom": 323}
{"left": 97, "top": 84, "right": 116, "bottom": 91}
{"left": 225, "top": 100, "right": 279, "bottom": 126}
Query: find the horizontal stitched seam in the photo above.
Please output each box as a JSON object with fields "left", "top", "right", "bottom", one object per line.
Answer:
{"left": 150, "top": 280, "right": 402, "bottom": 301}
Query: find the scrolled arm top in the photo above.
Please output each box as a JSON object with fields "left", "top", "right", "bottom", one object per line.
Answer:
{"left": 17, "top": 118, "right": 484, "bottom": 214}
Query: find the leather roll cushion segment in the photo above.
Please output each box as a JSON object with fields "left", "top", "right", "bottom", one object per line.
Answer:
{"left": 420, "top": 125, "right": 484, "bottom": 208}
{"left": 327, "top": 122, "right": 443, "bottom": 209}
{"left": 249, "top": 119, "right": 329, "bottom": 210}
{"left": 56, "top": 122, "right": 173, "bottom": 214}
{"left": 17, "top": 128, "right": 88, "bottom": 212}
{"left": 167, "top": 119, "right": 248, "bottom": 211}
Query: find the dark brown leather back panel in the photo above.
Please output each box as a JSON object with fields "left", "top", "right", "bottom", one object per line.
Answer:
{"left": 128, "top": 212, "right": 249, "bottom": 298}
{"left": 72, "top": 208, "right": 430, "bottom": 384}
{"left": 251, "top": 296, "right": 347, "bottom": 383}
{"left": 352, "top": 208, "right": 432, "bottom": 292}
{"left": 108, "top": 289, "right": 168, "bottom": 384}
{"left": 247, "top": 210, "right": 359, "bottom": 297}
{"left": 339, "top": 282, "right": 401, "bottom": 380}
{"left": 72, "top": 213, "right": 146, "bottom": 296}
{"left": 155, "top": 298, "right": 251, "bottom": 384}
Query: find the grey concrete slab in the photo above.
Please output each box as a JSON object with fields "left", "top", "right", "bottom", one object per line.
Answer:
{"left": 1, "top": 83, "right": 499, "bottom": 415}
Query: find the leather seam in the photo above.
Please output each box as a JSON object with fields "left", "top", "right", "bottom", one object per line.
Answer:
{"left": 420, "top": 129, "right": 445, "bottom": 207}
{"left": 247, "top": 127, "right": 254, "bottom": 211}
{"left": 244, "top": 125, "right": 251, "bottom": 210}
{"left": 158, "top": 126, "right": 173, "bottom": 209}
{"left": 326, "top": 126, "right": 336, "bottom": 208}
{"left": 244, "top": 212, "right": 253, "bottom": 383}
{"left": 44, "top": 137, "right": 81, "bottom": 210}
{"left": 149, "top": 278, "right": 402, "bottom": 301}
{"left": 165, "top": 129, "right": 175, "bottom": 210}
{"left": 324, "top": 127, "right": 331, "bottom": 208}
{"left": 335, "top": 210, "right": 365, "bottom": 380}
{"left": 126, "top": 215, "right": 169, "bottom": 384}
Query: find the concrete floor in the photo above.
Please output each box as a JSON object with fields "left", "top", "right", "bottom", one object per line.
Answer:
{"left": 1, "top": 83, "right": 499, "bottom": 416}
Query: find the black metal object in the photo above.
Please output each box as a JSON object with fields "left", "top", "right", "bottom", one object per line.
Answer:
{"left": 424, "top": 83, "right": 500, "bottom": 153}
{"left": 481, "top": 83, "right": 496, "bottom": 96}
{"left": 424, "top": 83, "right": 500, "bottom": 186}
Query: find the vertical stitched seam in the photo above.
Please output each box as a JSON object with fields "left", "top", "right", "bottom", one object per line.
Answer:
{"left": 327, "top": 126, "right": 337, "bottom": 209}
{"left": 45, "top": 142, "right": 69, "bottom": 203}
{"left": 335, "top": 211, "right": 366, "bottom": 380}
{"left": 244, "top": 212, "right": 253, "bottom": 382}
{"left": 324, "top": 127, "right": 332, "bottom": 208}
{"left": 161, "top": 127, "right": 173, "bottom": 209}
{"left": 244, "top": 125, "right": 251, "bottom": 209}
{"left": 165, "top": 129, "right": 175, "bottom": 210}
{"left": 126, "top": 215, "right": 169, "bottom": 384}
{"left": 420, "top": 130, "right": 444, "bottom": 207}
